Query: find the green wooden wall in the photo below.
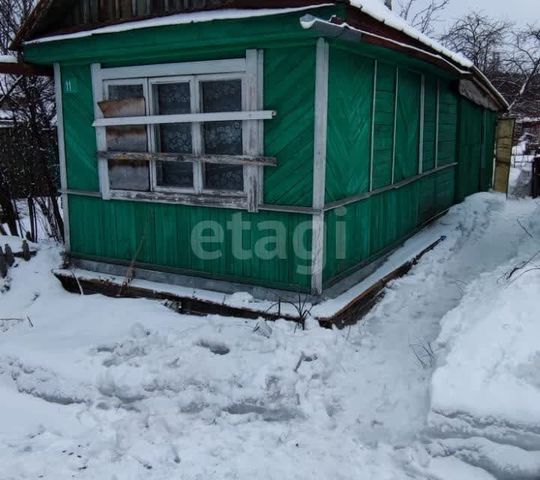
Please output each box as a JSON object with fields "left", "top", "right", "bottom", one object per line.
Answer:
{"left": 322, "top": 43, "right": 495, "bottom": 287}
{"left": 69, "top": 195, "right": 313, "bottom": 290}
{"left": 326, "top": 49, "right": 373, "bottom": 202}
{"left": 264, "top": 46, "right": 316, "bottom": 207}
{"left": 456, "top": 99, "right": 498, "bottom": 201}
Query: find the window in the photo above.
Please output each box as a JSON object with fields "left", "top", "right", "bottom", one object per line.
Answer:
{"left": 92, "top": 52, "right": 276, "bottom": 211}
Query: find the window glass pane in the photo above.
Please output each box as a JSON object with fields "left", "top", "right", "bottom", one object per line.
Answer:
{"left": 156, "top": 161, "right": 194, "bottom": 189}
{"left": 203, "top": 121, "right": 242, "bottom": 155}
{"left": 204, "top": 164, "right": 244, "bottom": 191}
{"left": 154, "top": 83, "right": 194, "bottom": 189}
{"left": 157, "top": 123, "right": 192, "bottom": 154}
{"left": 155, "top": 83, "right": 191, "bottom": 114}
{"left": 106, "top": 126, "right": 147, "bottom": 152}
{"left": 109, "top": 159, "right": 150, "bottom": 191}
{"left": 108, "top": 84, "right": 144, "bottom": 101}
{"left": 201, "top": 80, "right": 242, "bottom": 113}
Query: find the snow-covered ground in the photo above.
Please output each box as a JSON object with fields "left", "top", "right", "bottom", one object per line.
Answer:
{"left": 1, "top": 191, "right": 539, "bottom": 479}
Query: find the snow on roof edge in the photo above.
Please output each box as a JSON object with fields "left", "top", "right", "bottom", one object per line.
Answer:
{"left": 0, "top": 55, "right": 17, "bottom": 63}
{"left": 300, "top": 15, "right": 470, "bottom": 76}
{"left": 24, "top": 5, "right": 334, "bottom": 45}
{"left": 348, "top": 0, "right": 473, "bottom": 69}
{"left": 24, "top": 1, "right": 471, "bottom": 72}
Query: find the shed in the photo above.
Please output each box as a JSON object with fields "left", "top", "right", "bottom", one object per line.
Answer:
{"left": 11, "top": 0, "right": 507, "bottom": 297}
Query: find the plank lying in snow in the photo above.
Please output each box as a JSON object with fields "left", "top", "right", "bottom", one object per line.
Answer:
{"left": 54, "top": 224, "right": 448, "bottom": 327}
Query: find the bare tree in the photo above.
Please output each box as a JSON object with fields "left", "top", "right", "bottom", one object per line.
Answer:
{"left": 505, "top": 26, "right": 540, "bottom": 115}
{"left": 440, "top": 12, "right": 511, "bottom": 75}
{"left": 440, "top": 12, "right": 540, "bottom": 118}
{"left": 396, "top": 0, "right": 451, "bottom": 35}
{"left": 0, "top": 0, "right": 63, "bottom": 241}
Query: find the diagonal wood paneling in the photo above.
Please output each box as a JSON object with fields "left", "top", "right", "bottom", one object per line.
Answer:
{"left": 263, "top": 45, "right": 316, "bottom": 207}
{"left": 325, "top": 47, "right": 374, "bottom": 203}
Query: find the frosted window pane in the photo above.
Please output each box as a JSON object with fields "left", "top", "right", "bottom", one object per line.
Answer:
{"left": 108, "top": 84, "right": 143, "bottom": 101}
{"left": 109, "top": 159, "right": 149, "bottom": 191}
{"left": 156, "top": 83, "right": 191, "bottom": 114}
{"left": 156, "top": 161, "right": 193, "bottom": 188}
{"left": 203, "top": 121, "right": 242, "bottom": 155}
{"left": 155, "top": 83, "right": 193, "bottom": 162}
{"left": 204, "top": 164, "right": 243, "bottom": 191}
{"left": 201, "top": 80, "right": 242, "bottom": 112}
{"left": 157, "top": 123, "right": 192, "bottom": 154}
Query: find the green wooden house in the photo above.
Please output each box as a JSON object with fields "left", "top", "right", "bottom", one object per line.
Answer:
{"left": 12, "top": 0, "right": 507, "bottom": 297}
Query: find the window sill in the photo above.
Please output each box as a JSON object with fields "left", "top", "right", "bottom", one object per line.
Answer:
{"left": 107, "top": 189, "right": 249, "bottom": 210}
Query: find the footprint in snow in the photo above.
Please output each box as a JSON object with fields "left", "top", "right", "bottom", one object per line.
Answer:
{"left": 196, "top": 339, "right": 230, "bottom": 355}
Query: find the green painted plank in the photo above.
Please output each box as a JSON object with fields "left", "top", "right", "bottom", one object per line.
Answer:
{"left": 423, "top": 77, "right": 437, "bottom": 172}
{"left": 372, "top": 62, "right": 396, "bottom": 189}
{"left": 62, "top": 64, "right": 99, "bottom": 191}
{"left": 326, "top": 48, "right": 374, "bottom": 202}
{"left": 263, "top": 45, "right": 316, "bottom": 207}
{"left": 395, "top": 69, "right": 421, "bottom": 182}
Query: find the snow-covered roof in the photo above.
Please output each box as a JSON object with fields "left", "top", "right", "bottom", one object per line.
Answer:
{"left": 24, "top": 6, "right": 334, "bottom": 45}
{"left": 0, "top": 55, "right": 17, "bottom": 64}
{"left": 23, "top": 1, "right": 472, "bottom": 70}
{"left": 348, "top": 0, "right": 473, "bottom": 68}
{"left": 17, "top": 0, "right": 505, "bottom": 108}
{"left": 517, "top": 117, "right": 540, "bottom": 124}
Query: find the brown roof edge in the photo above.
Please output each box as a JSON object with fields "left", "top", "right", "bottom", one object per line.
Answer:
{"left": 10, "top": 0, "right": 55, "bottom": 51}
{"left": 0, "top": 61, "right": 53, "bottom": 76}
{"left": 340, "top": 5, "right": 507, "bottom": 112}
{"left": 471, "top": 66, "right": 509, "bottom": 112}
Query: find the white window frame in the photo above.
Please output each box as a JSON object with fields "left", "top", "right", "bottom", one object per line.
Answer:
{"left": 91, "top": 51, "right": 270, "bottom": 212}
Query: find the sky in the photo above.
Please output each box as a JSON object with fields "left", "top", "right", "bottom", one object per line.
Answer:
{"left": 438, "top": 0, "right": 539, "bottom": 31}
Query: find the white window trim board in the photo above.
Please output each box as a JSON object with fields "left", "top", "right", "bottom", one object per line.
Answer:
{"left": 100, "top": 58, "right": 248, "bottom": 81}
{"left": 391, "top": 67, "right": 399, "bottom": 185}
{"left": 91, "top": 63, "right": 110, "bottom": 200}
{"left": 92, "top": 110, "right": 275, "bottom": 127}
{"left": 54, "top": 63, "right": 71, "bottom": 253}
{"left": 435, "top": 79, "right": 440, "bottom": 169}
{"left": 311, "top": 38, "right": 329, "bottom": 296}
{"left": 369, "top": 59, "right": 378, "bottom": 192}
{"left": 419, "top": 74, "right": 425, "bottom": 175}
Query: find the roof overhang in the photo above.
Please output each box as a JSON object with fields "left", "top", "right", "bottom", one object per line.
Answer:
{"left": 301, "top": 12, "right": 508, "bottom": 111}
{"left": 0, "top": 63, "right": 52, "bottom": 76}
{"left": 10, "top": 0, "right": 508, "bottom": 109}
{"left": 11, "top": 0, "right": 336, "bottom": 50}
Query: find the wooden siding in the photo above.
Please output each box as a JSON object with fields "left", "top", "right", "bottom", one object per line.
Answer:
{"left": 263, "top": 46, "right": 316, "bottom": 207}
{"left": 438, "top": 82, "right": 459, "bottom": 166}
{"left": 371, "top": 62, "right": 395, "bottom": 190}
{"left": 422, "top": 76, "right": 438, "bottom": 172}
{"left": 62, "top": 64, "right": 99, "bottom": 191}
{"left": 68, "top": 0, "right": 235, "bottom": 24}
{"left": 68, "top": 195, "right": 313, "bottom": 290}
{"left": 325, "top": 48, "right": 374, "bottom": 203}
{"left": 394, "top": 69, "right": 421, "bottom": 182}
{"left": 323, "top": 167, "right": 456, "bottom": 283}
{"left": 322, "top": 43, "right": 491, "bottom": 287}
{"left": 456, "top": 99, "right": 497, "bottom": 201}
